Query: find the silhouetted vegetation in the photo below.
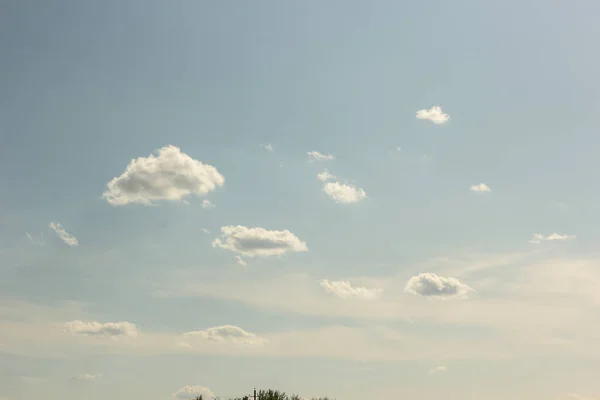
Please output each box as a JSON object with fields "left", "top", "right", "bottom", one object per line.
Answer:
{"left": 198, "top": 389, "right": 333, "bottom": 400}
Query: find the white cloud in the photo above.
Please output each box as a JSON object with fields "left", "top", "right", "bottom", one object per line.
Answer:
{"left": 567, "top": 394, "right": 598, "bottom": 400}
{"left": 529, "top": 233, "right": 576, "bottom": 244}
{"left": 173, "top": 385, "right": 215, "bottom": 400}
{"left": 307, "top": 151, "right": 335, "bottom": 162}
{"left": 212, "top": 225, "right": 308, "bottom": 258}
{"left": 470, "top": 183, "right": 491, "bottom": 192}
{"left": 102, "top": 145, "right": 224, "bottom": 205}
{"left": 64, "top": 320, "right": 138, "bottom": 338}
{"left": 320, "top": 279, "right": 382, "bottom": 300}
{"left": 262, "top": 143, "right": 274, "bottom": 152}
{"left": 405, "top": 273, "right": 473, "bottom": 299}
{"left": 48, "top": 222, "right": 79, "bottom": 247}
{"left": 201, "top": 228, "right": 210, "bottom": 234}
{"left": 70, "top": 373, "right": 102, "bottom": 381}
{"left": 416, "top": 106, "right": 450, "bottom": 124}
{"left": 19, "top": 376, "right": 46, "bottom": 385}
{"left": 428, "top": 366, "right": 448, "bottom": 375}
{"left": 235, "top": 255, "right": 247, "bottom": 267}
{"left": 201, "top": 199, "right": 215, "bottom": 209}
{"left": 183, "top": 325, "right": 266, "bottom": 345}
{"left": 25, "top": 232, "right": 44, "bottom": 246}
{"left": 323, "top": 182, "right": 366, "bottom": 204}
{"left": 317, "top": 171, "right": 336, "bottom": 182}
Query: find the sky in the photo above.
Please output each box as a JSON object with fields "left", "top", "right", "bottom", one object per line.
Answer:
{"left": 1, "top": 0, "right": 600, "bottom": 399}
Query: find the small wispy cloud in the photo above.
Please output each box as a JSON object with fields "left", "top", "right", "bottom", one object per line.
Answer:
{"left": 262, "top": 143, "right": 274, "bottom": 152}
{"left": 567, "top": 394, "right": 598, "bottom": 400}
{"left": 307, "top": 151, "right": 335, "bottom": 162}
{"left": 48, "top": 222, "right": 79, "bottom": 247}
{"left": 201, "top": 199, "right": 215, "bottom": 209}
{"left": 183, "top": 325, "right": 267, "bottom": 345}
{"left": 25, "top": 232, "right": 45, "bottom": 246}
{"left": 416, "top": 106, "right": 450, "bottom": 125}
{"left": 529, "top": 233, "right": 576, "bottom": 244}
{"left": 320, "top": 279, "right": 382, "bottom": 300}
{"left": 201, "top": 228, "right": 210, "bottom": 234}
{"left": 19, "top": 376, "right": 46, "bottom": 385}
{"left": 428, "top": 366, "right": 448, "bottom": 375}
{"left": 235, "top": 255, "right": 247, "bottom": 267}
{"left": 70, "top": 373, "right": 102, "bottom": 382}
{"left": 317, "top": 171, "right": 336, "bottom": 182}
{"left": 470, "top": 183, "right": 491, "bottom": 193}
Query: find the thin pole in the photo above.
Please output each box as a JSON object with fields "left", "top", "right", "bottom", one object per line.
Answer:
{"left": 254, "top": 388, "right": 257, "bottom": 400}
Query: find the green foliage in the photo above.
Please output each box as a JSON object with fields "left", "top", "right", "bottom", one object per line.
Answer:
{"left": 226, "top": 389, "right": 333, "bottom": 400}
{"left": 257, "top": 389, "right": 287, "bottom": 400}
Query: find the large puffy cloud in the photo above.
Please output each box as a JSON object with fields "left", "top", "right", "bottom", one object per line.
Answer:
{"left": 64, "top": 320, "right": 138, "bottom": 338}
{"left": 173, "top": 385, "right": 215, "bottom": 400}
{"left": 323, "top": 182, "right": 366, "bottom": 204}
{"left": 404, "top": 273, "right": 473, "bottom": 299}
{"left": 102, "top": 145, "right": 224, "bottom": 205}
{"left": 48, "top": 222, "right": 79, "bottom": 247}
{"left": 183, "top": 325, "right": 266, "bottom": 345}
{"left": 320, "top": 280, "right": 382, "bottom": 300}
{"left": 212, "top": 225, "right": 308, "bottom": 258}
{"left": 416, "top": 106, "right": 450, "bottom": 124}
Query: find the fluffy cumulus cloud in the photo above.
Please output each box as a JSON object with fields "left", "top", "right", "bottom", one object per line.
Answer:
{"left": 212, "top": 225, "right": 308, "bottom": 257}
{"left": 48, "top": 222, "right": 79, "bottom": 247}
{"left": 428, "top": 366, "right": 448, "bottom": 375}
{"left": 70, "top": 373, "right": 102, "bottom": 381}
{"left": 404, "top": 273, "right": 473, "bottom": 299}
{"left": 183, "top": 325, "right": 266, "bottom": 345}
{"left": 470, "top": 183, "right": 491, "bottom": 192}
{"left": 323, "top": 182, "right": 366, "bottom": 204}
{"left": 173, "top": 385, "right": 215, "bottom": 400}
{"left": 529, "top": 233, "right": 576, "bottom": 244}
{"left": 416, "top": 106, "right": 450, "bottom": 124}
{"left": 307, "top": 151, "right": 335, "bottom": 162}
{"left": 320, "top": 279, "right": 382, "bottom": 300}
{"left": 317, "top": 171, "right": 336, "bottom": 182}
{"left": 102, "top": 145, "right": 224, "bottom": 205}
{"left": 64, "top": 320, "right": 138, "bottom": 338}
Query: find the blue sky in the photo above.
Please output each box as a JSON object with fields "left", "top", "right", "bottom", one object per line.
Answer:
{"left": 1, "top": 1, "right": 600, "bottom": 399}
